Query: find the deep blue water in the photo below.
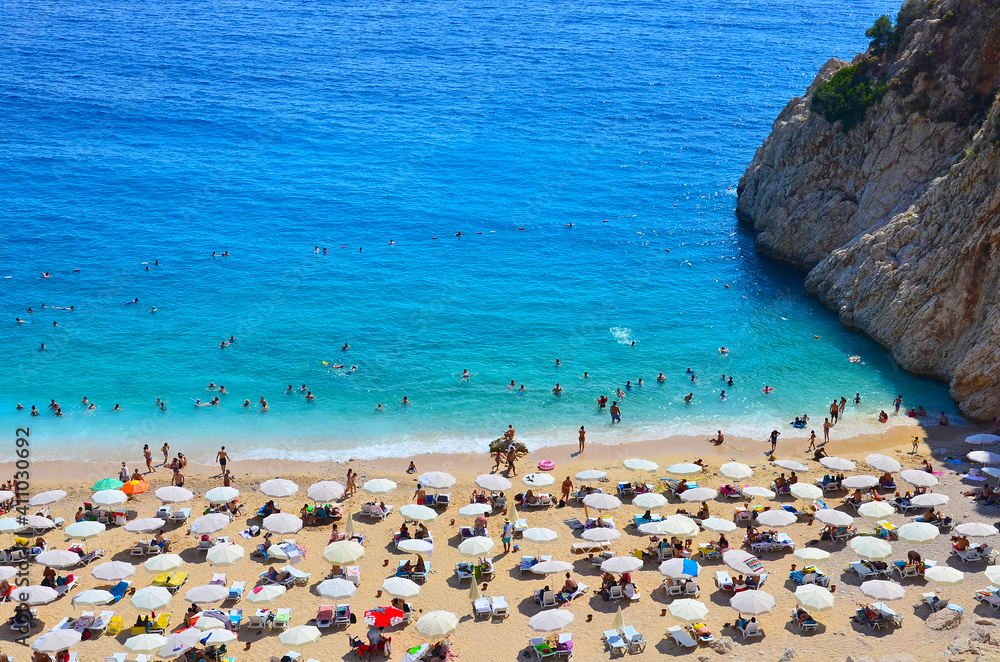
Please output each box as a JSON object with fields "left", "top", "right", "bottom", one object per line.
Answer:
{"left": 0, "top": 0, "right": 953, "bottom": 463}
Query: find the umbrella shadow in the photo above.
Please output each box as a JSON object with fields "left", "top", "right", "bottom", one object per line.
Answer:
{"left": 653, "top": 638, "right": 697, "bottom": 657}
{"left": 584, "top": 594, "right": 623, "bottom": 615}
{"left": 782, "top": 620, "right": 827, "bottom": 636}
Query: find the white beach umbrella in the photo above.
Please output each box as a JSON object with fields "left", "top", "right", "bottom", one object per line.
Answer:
{"left": 631, "top": 493, "right": 667, "bottom": 509}
{"left": 418, "top": 472, "right": 456, "bottom": 490}
{"left": 124, "top": 518, "right": 166, "bottom": 533}
{"left": 192, "top": 613, "right": 228, "bottom": 630}
{"left": 841, "top": 475, "right": 878, "bottom": 489}
{"left": 92, "top": 489, "right": 128, "bottom": 506}
{"left": 185, "top": 584, "right": 230, "bottom": 604}
{"left": 155, "top": 486, "right": 194, "bottom": 503}
{"left": 399, "top": 504, "right": 438, "bottom": 522}
{"left": 582, "top": 493, "right": 621, "bottom": 511}
{"left": 814, "top": 509, "right": 854, "bottom": 527}
{"left": 789, "top": 484, "right": 823, "bottom": 500}
{"left": 623, "top": 459, "right": 659, "bottom": 473}
{"left": 307, "top": 481, "right": 346, "bottom": 502}
{"left": 601, "top": 556, "right": 642, "bottom": 574}
{"left": 474, "top": 475, "right": 510, "bottom": 492}
{"left": 206, "top": 543, "right": 245, "bottom": 567}
{"left": 522, "top": 473, "right": 555, "bottom": 487}
{"left": 955, "top": 522, "right": 999, "bottom": 537}
{"left": 71, "top": 589, "right": 114, "bottom": 606}
{"left": 458, "top": 536, "right": 495, "bottom": 557}
{"left": 983, "top": 467, "right": 1000, "bottom": 480}
{"left": 663, "top": 515, "right": 701, "bottom": 537}
{"left": 65, "top": 521, "right": 105, "bottom": 540}
{"left": 925, "top": 566, "right": 964, "bottom": 585}
{"left": 323, "top": 540, "right": 364, "bottom": 564}
{"left": 575, "top": 469, "right": 606, "bottom": 481}
{"left": 659, "top": 558, "right": 700, "bottom": 579}
{"left": 666, "top": 463, "right": 702, "bottom": 476}
{"left": 0, "top": 567, "right": 15, "bottom": 581}
{"left": 523, "top": 528, "right": 558, "bottom": 545}
{"left": 985, "top": 567, "right": 1000, "bottom": 584}
{"left": 260, "top": 479, "right": 299, "bottom": 499}
{"left": 263, "top": 513, "right": 303, "bottom": 536}
{"left": 742, "top": 486, "right": 775, "bottom": 499}
{"left": 719, "top": 462, "right": 753, "bottom": 480}
{"left": 582, "top": 528, "right": 622, "bottom": 542}
{"left": 967, "top": 434, "right": 1000, "bottom": 445}
{"left": 529, "top": 609, "right": 574, "bottom": 632}
{"left": 125, "top": 633, "right": 168, "bottom": 654}
{"left": 850, "top": 537, "right": 892, "bottom": 560}
{"left": 397, "top": 539, "right": 434, "bottom": 555}
{"left": 897, "top": 522, "right": 939, "bottom": 544}
{"left": 36, "top": 549, "right": 82, "bottom": 568}
{"left": 911, "top": 493, "right": 949, "bottom": 507}
{"left": 701, "top": 517, "right": 737, "bottom": 533}
{"left": 899, "top": 470, "right": 938, "bottom": 488}
{"left": 680, "top": 487, "right": 718, "bottom": 502}
{"left": 730, "top": 590, "right": 775, "bottom": 615}
{"left": 820, "top": 456, "right": 856, "bottom": 471}
{"left": 90, "top": 561, "right": 135, "bottom": 582}
{"left": 0, "top": 491, "right": 12, "bottom": 502}
{"left": 866, "top": 454, "right": 902, "bottom": 473}
{"left": 668, "top": 599, "right": 710, "bottom": 623}
{"left": 968, "top": 451, "right": 1000, "bottom": 464}
{"left": 130, "top": 586, "right": 172, "bottom": 612}
{"left": 143, "top": 554, "right": 183, "bottom": 573}
{"left": 280, "top": 625, "right": 322, "bottom": 646}
{"left": 795, "top": 584, "right": 835, "bottom": 611}
{"left": 860, "top": 580, "right": 906, "bottom": 601}
{"left": 317, "top": 578, "right": 357, "bottom": 600}
{"left": 32, "top": 630, "right": 82, "bottom": 653}
{"left": 201, "top": 629, "right": 237, "bottom": 645}
{"left": 530, "top": 560, "right": 574, "bottom": 575}
{"left": 246, "top": 584, "right": 285, "bottom": 604}
{"left": 204, "top": 487, "right": 239, "bottom": 504}
{"left": 190, "top": 514, "right": 231, "bottom": 535}
{"left": 28, "top": 490, "right": 66, "bottom": 506}
{"left": 0, "top": 518, "right": 22, "bottom": 533}
{"left": 382, "top": 577, "right": 421, "bottom": 599}
{"left": 458, "top": 503, "right": 491, "bottom": 517}
{"left": 416, "top": 611, "right": 459, "bottom": 638}
{"left": 723, "top": 550, "right": 765, "bottom": 575}
{"left": 793, "top": 548, "right": 831, "bottom": 562}
{"left": 755, "top": 510, "right": 796, "bottom": 527}
{"left": 19, "top": 516, "right": 54, "bottom": 530}
{"left": 14, "top": 586, "right": 58, "bottom": 605}
{"left": 773, "top": 460, "right": 808, "bottom": 472}
{"left": 857, "top": 502, "right": 896, "bottom": 520}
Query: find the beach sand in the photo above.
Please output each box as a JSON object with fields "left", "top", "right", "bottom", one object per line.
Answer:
{"left": 2, "top": 422, "right": 997, "bottom": 661}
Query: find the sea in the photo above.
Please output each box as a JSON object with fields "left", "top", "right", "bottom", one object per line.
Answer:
{"left": 0, "top": 0, "right": 957, "bottom": 464}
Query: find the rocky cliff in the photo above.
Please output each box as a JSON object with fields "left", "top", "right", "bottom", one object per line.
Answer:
{"left": 736, "top": 0, "right": 1000, "bottom": 421}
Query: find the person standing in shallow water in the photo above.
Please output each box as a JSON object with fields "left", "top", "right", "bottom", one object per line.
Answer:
{"left": 609, "top": 401, "right": 621, "bottom": 424}
{"left": 578, "top": 426, "right": 586, "bottom": 453}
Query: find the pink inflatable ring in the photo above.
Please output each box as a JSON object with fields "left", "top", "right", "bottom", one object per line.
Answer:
{"left": 537, "top": 460, "right": 556, "bottom": 471}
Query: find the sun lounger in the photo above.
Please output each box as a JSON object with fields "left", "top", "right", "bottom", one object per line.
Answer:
{"left": 247, "top": 609, "right": 269, "bottom": 629}
{"left": 608, "top": 585, "right": 624, "bottom": 601}
{"left": 603, "top": 630, "right": 627, "bottom": 656}
{"left": 919, "top": 592, "right": 950, "bottom": 612}
{"left": 536, "top": 590, "right": 558, "bottom": 608}
{"left": 147, "top": 613, "right": 170, "bottom": 634}
{"left": 130, "top": 542, "right": 150, "bottom": 556}
{"left": 714, "top": 570, "right": 734, "bottom": 591}
{"left": 527, "top": 636, "right": 556, "bottom": 661}
{"left": 273, "top": 607, "right": 291, "bottom": 630}
{"left": 210, "top": 573, "right": 227, "bottom": 586}
{"left": 570, "top": 583, "right": 590, "bottom": 601}
{"left": 831, "top": 527, "right": 855, "bottom": 541}
{"left": 491, "top": 595, "right": 508, "bottom": 619}
{"left": 316, "top": 605, "right": 334, "bottom": 628}
{"left": 739, "top": 620, "right": 762, "bottom": 639}
{"left": 226, "top": 581, "right": 245, "bottom": 603}
{"left": 620, "top": 625, "right": 645, "bottom": 653}
{"left": 792, "top": 609, "right": 818, "bottom": 631}
{"left": 334, "top": 604, "right": 350, "bottom": 627}
{"left": 54, "top": 577, "right": 79, "bottom": 597}
{"left": 473, "top": 597, "right": 491, "bottom": 619}
{"left": 667, "top": 625, "right": 697, "bottom": 648}
{"left": 847, "top": 561, "right": 879, "bottom": 579}
{"left": 165, "top": 572, "right": 188, "bottom": 593}
{"left": 952, "top": 547, "right": 984, "bottom": 564}
{"left": 571, "top": 540, "right": 610, "bottom": 554}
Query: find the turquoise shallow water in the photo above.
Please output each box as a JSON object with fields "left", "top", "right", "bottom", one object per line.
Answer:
{"left": 0, "top": 0, "right": 956, "bottom": 463}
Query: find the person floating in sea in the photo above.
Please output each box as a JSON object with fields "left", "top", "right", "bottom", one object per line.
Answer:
{"left": 719, "top": 390, "right": 727, "bottom": 400}
{"left": 762, "top": 385, "right": 772, "bottom": 393}
{"left": 219, "top": 341, "right": 228, "bottom": 348}
{"left": 461, "top": 369, "right": 470, "bottom": 382}
{"left": 376, "top": 403, "right": 383, "bottom": 411}
{"left": 208, "top": 383, "right": 217, "bottom": 390}
{"left": 342, "top": 343, "right": 350, "bottom": 352}
{"left": 300, "top": 384, "right": 308, "bottom": 392}
{"left": 39, "top": 343, "right": 46, "bottom": 351}
{"left": 690, "top": 373, "right": 696, "bottom": 383}
{"left": 582, "top": 371, "right": 589, "bottom": 379}
{"left": 727, "top": 376, "right": 734, "bottom": 386}
{"left": 719, "top": 346, "right": 728, "bottom": 354}
{"left": 15, "top": 318, "right": 24, "bottom": 323}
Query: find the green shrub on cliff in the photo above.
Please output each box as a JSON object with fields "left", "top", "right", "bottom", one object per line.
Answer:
{"left": 811, "top": 66, "right": 887, "bottom": 131}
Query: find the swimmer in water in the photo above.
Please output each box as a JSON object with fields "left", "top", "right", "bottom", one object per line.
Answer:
{"left": 461, "top": 369, "right": 470, "bottom": 382}
{"left": 657, "top": 372, "right": 666, "bottom": 382}
{"left": 518, "top": 385, "right": 525, "bottom": 394}
{"left": 552, "top": 383, "right": 563, "bottom": 395}
{"left": 616, "top": 388, "right": 625, "bottom": 398}
{"left": 300, "top": 384, "right": 308, "bottom": 392}
{"left": 16, "top": 318, "right": 24, "bottom": 323}
{"left": 402, "top": 396, "right": 410, "bottom": 406}
{"left": 582, "top": 371, "right": 589, "bottom": 379}
{"left": 39, "top": 343, "right": 46, "bottom": 351}
{"left": 208, "top": 383, "right": 217, "bottom": 390}
{"left": 259, "top": 397, "right": 268, "bottom": 411}
{"left": 88, "top": 402, "right": 96, "bottom": 410}
{"left": 637, "top": 378, "right": 643, "bottom": 386}
{"left": 376, "top": 403, "right": 383, "bottom": 411}
{"left": 81, "top": 397, "right": 88, "bottom": 405}
{"left": 683, "top": 393, "right": 693, "bottom": 402}
{"left": 286, "top": 385, "right": 293, "bottom": 394}
{"left": 54, "top": 407, "right": 64, "bottom": 416}
{"left": 762, "top": 385, "right": 773, "bottom": 393}
{"left": 27, "top": 307, "right": 33, "bottom": 314}
{"left": 719, "top": 346, "right": 729, "bottom": 354}
{"left": 305, "top": 391, "right": 314, "bottom": 400}
{"left": 219, "top": 386, "right": 227, "bottom": 394}
{"left": 52, "top": 321, "right": 58, "bottom": 327}
{"left": 342, "top": 343, "right": 349, "bottom": 352}
{"left": 30, "top": 406, "right": 39, "bottom": 416}
{"left": 331, "top": 364, "right": 344, "bottom": 369}
{"left": 41, "top": 272, "right": 50, "bottom": 278}
{"left": 625, "top": 381, "right": 631, "bottom": 390}
{"left": 388, "top": 239, "right": 395, "bottom": 245}
{"left": 727, "top": 377, "right": 734, "bottom": 386}
{"left": 685, "top": 368, "right": 692, "bottom": 374}
{"left": 720, "top": 390, "right": 727, "bottom": 400}
{"left": 630, "top": 340, "right": 636, "bottom": 346}
{"left": 314, "top": 246, "right": 319, "bottom": 252}
{"left": 690, "top": 373, "right": 696, "bottom": 382}
{"left": 149, "top": 308, "right": 157, "bottom": 313}
{"left": 349, "top": 365, "right": 357, "bottom": 373}
{"left": 555, "top": 359, "right": 561, "bottom": 366}
{"left": 508, "top": 380, "right": 516, "bottom": 388}
{"left": 229, "top": 335, "right": 235, "bottom": 343}
{"left": 454, "top": 232, "right": 462, "bottom": 237}
{"left": 111, "top": 404, "right": 121, "bottom": 411}
{"left": 16, "top": 403, "right": 23, "bottom": 410}
{"left": 242, "top": 399, "right": 250, "bottom": 407}
{"left": 220, "top": 341, "right": 228, "bottom": 348}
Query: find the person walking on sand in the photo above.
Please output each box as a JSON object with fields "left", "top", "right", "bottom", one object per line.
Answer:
{"left": 561, "top": 476, "right": 573, "bottom": 502}
{"left": 769, "top": 429, "right": 780, "bottom": 454}
{"left": 216, "top": 447, "right": 230, "bottom": 473}
{"left": 578, "top": 426, "right": 586, "bottom": 453}
{"left": 502, "top": 518, "right": 514, "bottom": 553}
{"left": 223, "top": 469, "right": 232, "bottom": 487}
{"left": 823, "top": 418, "right": 831, "bottom": 444}
{"left": 807, "top": 430, "right": 817, "bottom": 451}
{"left": 911, "top": 436, "right": 920, "bottom": 454}
{"left": 143, "top": 444, "right": 155, "bottom": 473}
{"left": 506, "top": 446, "right": 518, "bottom": 476}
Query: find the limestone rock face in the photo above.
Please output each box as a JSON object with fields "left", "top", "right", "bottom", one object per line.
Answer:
{"left": 737, "top": 0, "right": 1000, "bottom": 421}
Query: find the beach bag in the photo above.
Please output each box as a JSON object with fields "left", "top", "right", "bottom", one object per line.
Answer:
{"left": 349, "top": 612, "right": 357, "bottom": 624}
{"left": 249, "top": 525, "right": 260, "bottom": 537}
{"left": 558, "top": 499, "right": 566, "bottom": 508}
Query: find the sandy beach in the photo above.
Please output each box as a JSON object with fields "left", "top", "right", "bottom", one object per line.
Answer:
{"left": 3, "top": 423, "right": 999, "bottom": 662}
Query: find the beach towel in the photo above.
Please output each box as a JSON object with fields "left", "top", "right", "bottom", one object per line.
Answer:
{"left": 564, "top": 519, "right": 585, "bottom": 530}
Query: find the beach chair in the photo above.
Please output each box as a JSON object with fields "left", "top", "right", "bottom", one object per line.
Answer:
{"left": 831, "top": 527, "right": 855, "bottom": 542}
{"left": 621, "top": 625, "right": 645, "bottom": 653}
{"left": 248, "top": 609, "right": 269, "bottom": 629}
{"left": 334, "top": 604, "right": 350, "bottom": 627}
{"left": 491, "top": 595, "right": 509, "bottom": 619}
{"left": 107, "top": 580, "right": 131, "bottom": 604}
{"left": 228, "top": 609, "right": 242, "bottom": 629}
{"left": 171, "top": 508, "right": 191, "bottom": 524}
{"left": 537, "top": 590, "right": 558, "bottom": 608}
{"left": 459, "top": 526, "right": 475, "bottom": 540}
{"left": 603, "top": 630, "right": 627, "bottom": 656}
{"left": 411, "top": 561, "right": 428, "bottom": 583}
{"left": 151, "top": 572, "right": 171, "bottom": 587}
{"left": 952, "top": 548, "right": 984, "bottom": 564}
{"left": 666, "top": 625, "right": 698, "bottom": 648}
{"left": 617, "top": 482, "right": 635, "bottom": 499}
{"left": 226, "top": 581, "right": 245, "bottom": 603}
{"left": 689, "top": 623, "right": 714, "bottom": 644}
{"left": 258, "top": 568, "right": 295, "bottom": 587}
{"left": 130, "top": 542, "right": 149, "bottom": 556}
{"left": 147, "top": 613, "right": 171, "bottom": 634}
{"left": 156, "top": 506, "right": 172, "bottom": 520}
{"left": 473, "top": 597, "right": 491, "bottom": 619}
{"left": 847, "top": 561, "right": 877, "bottom": 580}
{"left": 740, "top": 621, "right": 762, "bottom": 639}
{"left": 455, "top": 562, "right": 475, "bottom": 582}
{"left": 714, "top": 570, "right": 734, "bottom": 591}
{"left": 210, "top": 573, "right": 227, "bottom": 586}
{"left": 165, "top": 572, "right": 188, "bottom": 593}
{"left": 528, "top": 636, "right": 556, "bottom": 661}
{"left": 271, "top": 652, "right": 301, "bottom": 662}
{"left": 316, "top": 605, "right": 334, "bottom": 628}
{"left": 570, "top": 583, "right": 590, "bottom": 601}
{"left": 273, "top": 607, "right": 291, "bottom": 630}
{"left": 608, "top": 585, "right": 624, "bottom": 601}
{"left": 793, "top": 609, "right": 818, "bottom": 632}
{"left": 920, "top": 593, "right": 950, "bottom": 612}
{"left": 54, "top": 576, "right": 79, "bottom": 597}
{"left": 684, "top": 581, "right": 700, "bottom": 597}
{"left": 514, "top": 518, "right": 527, "bottom": 537}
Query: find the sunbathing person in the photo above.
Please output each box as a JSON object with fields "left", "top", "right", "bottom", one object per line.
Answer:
{"left": 412, "top": 555, "right": 426, "bottom": 573}
{"left": 923, "top": 508, "right": 940, "bottom": 523}
{"left": 848, "top": 489, "right": 863, "bottom": 505}
{"left": 414, "top": 523, "right": 429, "bottom": 540}
{"left": 774, "top": 474, "right": 787, "bottom": 492}
{"left": 692, "top": 622, "right": 712, "bottom": 638}
{"left": 868, "top": 488, "right": 886, "bottom": 502}
{"left": 265, "top": 565, "right": 291, "bottom": 583}
{"left": 813, "top": 447, "right": 829, "bottom": 461}
{"left": 697, "top": 503, "right": 710, "bottom": 520}
{"left": 795, "top": 607, "right": 816, "bottom": 625}
{"left": 953, "top": 535, "right": 971, "bottom": 551}
{"left": 879, "top": 472, "right": 894, "bottom": 488}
